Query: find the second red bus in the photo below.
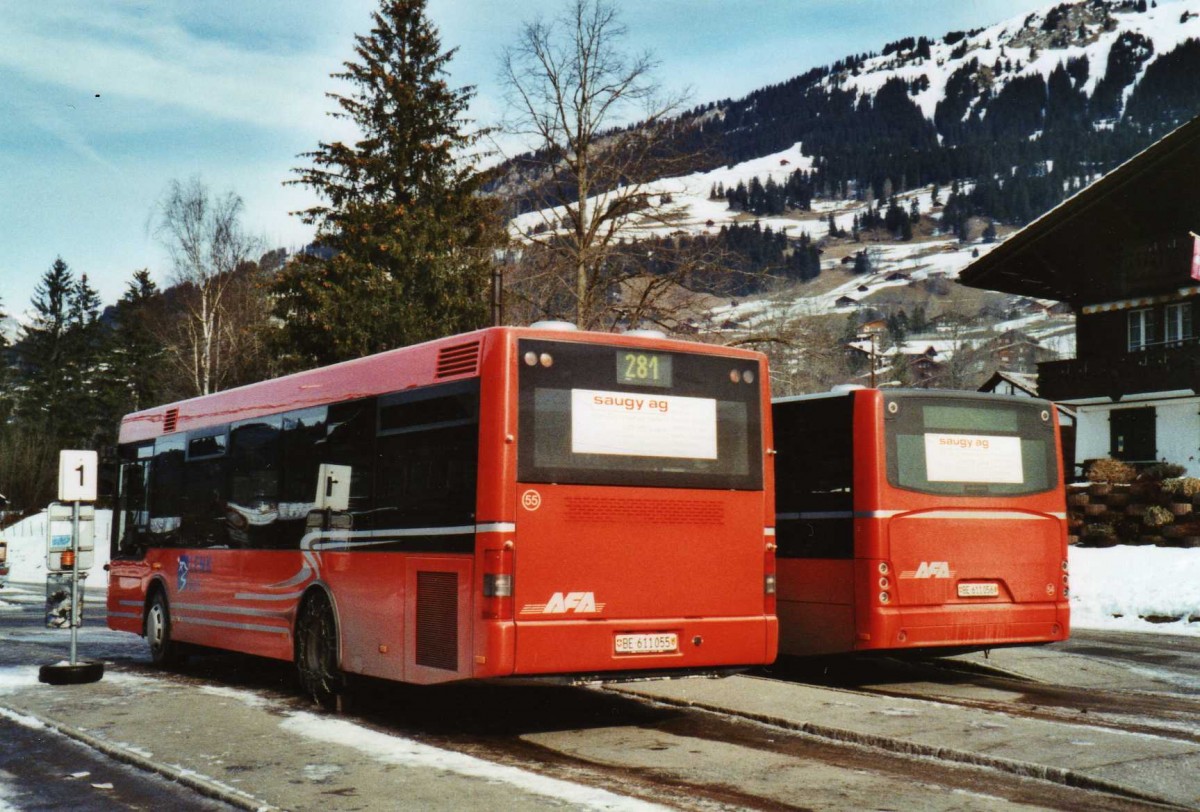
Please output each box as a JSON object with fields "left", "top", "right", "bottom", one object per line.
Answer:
{"left": 772, "top": 388, "right": 1069, "bottom": 657}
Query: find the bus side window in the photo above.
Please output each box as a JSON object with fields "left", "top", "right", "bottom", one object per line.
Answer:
{"left": 320, "top": 399, "right": 377, "bottom": 529}
{"left": 776, "top": 397, "right": 854, "bottom": 512}
{"left": 114, "top": 444, "right": 153, "bottom": 557}
{"left": 280, "top": 406, "right": 329, "bottom": 547}
{"left": 376, "top": 383, "right": 479, "bottom": 529}
{"left": 150, "top": 435, "right": 186, "bottom": 546}
{"left": 229, "top": 416, "right": 283, "bottom": 548}
{"left": 182, "top": 431, "right": 228, "bottom": 549}
{"left": 775, "top": 396, "right": 854, "bottom": 559}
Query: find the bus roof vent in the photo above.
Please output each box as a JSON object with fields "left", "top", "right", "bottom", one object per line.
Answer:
{"left": 162, "top": 408, "right": 180, "bottom": 434}
{"left": 436, "top": 341, "right": 480, "bottom": 379}
{"left": 624, "top": 328, "right": 667, "bottom": 339}
{"left": 530, "top": 320, "right": 578, "bottom": 331}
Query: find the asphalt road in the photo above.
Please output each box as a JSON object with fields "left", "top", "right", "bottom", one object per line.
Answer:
{"left": 2, "top": 580, "right": 1199, "bottom": 811}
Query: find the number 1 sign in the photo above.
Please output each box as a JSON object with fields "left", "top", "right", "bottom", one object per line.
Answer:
{"left": 58, "top": 450, "right": 98, "bottom": 502}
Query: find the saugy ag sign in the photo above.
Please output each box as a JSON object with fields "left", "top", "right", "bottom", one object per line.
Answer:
{"left": 924, "top": 433, "right": 1023, "bottom": 483}
{"left": 571, "top": 388, "right": 718, "bottom": 459}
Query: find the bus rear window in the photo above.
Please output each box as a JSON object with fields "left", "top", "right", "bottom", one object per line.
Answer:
{"left": 518, "top": 339, "right": 762, "bottom": 490}
{"left": 885, "top": 396, "right": 1057, "bottom": 497}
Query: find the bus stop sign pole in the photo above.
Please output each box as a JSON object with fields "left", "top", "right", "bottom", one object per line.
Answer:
{"left": 38, "top": 450, "right": 105, "bottom": 685}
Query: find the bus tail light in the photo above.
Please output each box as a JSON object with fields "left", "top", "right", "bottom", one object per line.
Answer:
{"left": 482, "top": 548, "right": 513, "bottom": 620}
{"left": 764, "top": 574, "right": 776, "bottom": 595}
{"left": 877, "top": 561, "right": 892, "bottom": 604}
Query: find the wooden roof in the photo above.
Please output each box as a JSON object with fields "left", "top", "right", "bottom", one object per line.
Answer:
{"left": 959, "top": 116, "right": 1200, "bottom": 306}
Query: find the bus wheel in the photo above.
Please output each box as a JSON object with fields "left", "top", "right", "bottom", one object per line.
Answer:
{"left": 296, "top": 593, "right": 344, "bottom": 711}
{"left": 145, "top": 591, "right": 186, "bottom": 667}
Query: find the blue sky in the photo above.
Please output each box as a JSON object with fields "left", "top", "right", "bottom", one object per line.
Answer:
{"left": 0, "top": 0, "right": 1053, "bottom": 320}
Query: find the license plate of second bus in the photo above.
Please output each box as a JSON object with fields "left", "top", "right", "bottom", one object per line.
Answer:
{"left": 615, "top": 633, "right": 678, "bottom": 654}
{"left": 958, "top": 582, "right": 999, "bottom": 597}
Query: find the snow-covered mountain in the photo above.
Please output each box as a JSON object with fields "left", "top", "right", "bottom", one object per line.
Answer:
{"left": 503, "top": 0, "right": 1200, "bottom": 387}
{"left": 826, "top": 0, "right": 1200, "bottom": 127}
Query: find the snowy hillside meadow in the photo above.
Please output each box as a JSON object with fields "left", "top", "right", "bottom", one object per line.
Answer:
{"left": 2, "top": 510, "right": 1195, "bottom": 638}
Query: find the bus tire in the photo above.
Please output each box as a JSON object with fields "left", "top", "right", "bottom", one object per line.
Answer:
{"left": 296, "top": 592, "right": 344, "bottom": 711}
{"left": 145, "top": 590, "right": 186, "bottom": 667}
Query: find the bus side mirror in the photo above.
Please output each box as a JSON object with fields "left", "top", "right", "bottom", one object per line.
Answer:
{"left": 314, "top": 464, "right": 351, "bottom": 512}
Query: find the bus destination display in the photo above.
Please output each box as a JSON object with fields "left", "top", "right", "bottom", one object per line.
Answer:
{"left": 616, "top": 351, "right": 672, "bottom": 387}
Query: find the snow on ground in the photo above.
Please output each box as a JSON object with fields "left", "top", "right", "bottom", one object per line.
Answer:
{"left": 1069, "top": 545, "right": 1200, "bottom": 636}
{"left": 510, "top": 141, "right": 829, "bottom": 245}
{"left": 0, "top": 666, "right": 42, "bottom": 698}
{"left": 2, "top": 510, "right": 1197, "bottom": 635}
{"left": 280, "top": 711, "right": 669, "bottom": 812}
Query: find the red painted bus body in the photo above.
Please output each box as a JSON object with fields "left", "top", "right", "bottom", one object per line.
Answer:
{"left": 107, "top": 326, "right": 777, "bottom": 691}
{"left": 772, "top": 389, "right": 1069, "bottom": 657}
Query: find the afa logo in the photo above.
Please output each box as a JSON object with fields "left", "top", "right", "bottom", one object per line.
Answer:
{"left": 901, "top": 561, "right": 954, "bottom": 579}
{"left": 520, "top": 591, "right": 607, "bottom": 614}
{"left": 177, "top": 555, "right": 190, "bottom": 591}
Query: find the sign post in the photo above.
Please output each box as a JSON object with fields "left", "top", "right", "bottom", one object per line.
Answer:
{"left": 38, "top": 451, "right": 105, "bottom": 685}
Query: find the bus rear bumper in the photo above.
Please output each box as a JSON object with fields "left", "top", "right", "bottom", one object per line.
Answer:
{"left": 859, "top": 602, "right": 1069, "bottom": 651}
{"left": 508, "top": 615, "right": 778, "bottom": 677}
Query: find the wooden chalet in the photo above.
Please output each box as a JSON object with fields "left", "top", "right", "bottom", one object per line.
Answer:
{"left": 960, "top": 115, "right": 1200, "bottom": 475}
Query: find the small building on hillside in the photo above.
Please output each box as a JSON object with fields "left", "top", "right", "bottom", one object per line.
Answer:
{"left": 961, "top": 115, "right": 1200, "bottom": 477}
{"left": 978, "top": 329, "right": 1058, "bottom": 374}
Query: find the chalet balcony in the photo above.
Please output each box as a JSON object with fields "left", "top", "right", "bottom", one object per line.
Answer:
{"left": 1038, "top": 339, "right": 1200, "bottom": 402}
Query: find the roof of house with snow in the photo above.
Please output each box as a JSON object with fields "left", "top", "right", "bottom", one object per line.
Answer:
{"left": 978, "top": 369, "right": 1040, "bottom": 397}
{"left": 959, "top": 114, "right": 1200, "bottom": 305}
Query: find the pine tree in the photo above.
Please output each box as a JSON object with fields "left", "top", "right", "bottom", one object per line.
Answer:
{"left": 109, "top": 270, "right": 165, "bottom": 414}
{"left": 276, "top": 0, "right": 503, "bottom": 367}
{"left": 62, "top": 272, "right": 108, "bottom": 446}
{"left": 17, "top": 258, "right": 75, "bottom": 432}
{"left": 13, "top": 259, "right": 109, "bottom": 450}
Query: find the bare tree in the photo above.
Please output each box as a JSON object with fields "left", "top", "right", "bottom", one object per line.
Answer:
{"left": 727, "top": 304, "right": 864, "bottom": 397}
{"left": 501, "top": 235, "right": 761, "bottom": 333}
{"left": 152, "top": 178, "right": 263, "bottom": 396}
{"left": 932, "top": 311, "right": 987, "bottom": 390}
{"left": 500, "top": 0, "right": 694, "bottom": 328}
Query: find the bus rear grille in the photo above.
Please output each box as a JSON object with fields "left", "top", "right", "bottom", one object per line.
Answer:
{"left": 565, "top": 497, "right": 725, "bottom": 525}
{"left": 435, "top": 342, "right": 480, "bottom": 378}
{"left": 415, "top": 571, "right": 458, "bottom": 671}
{"left": 162, "top": 408, "right": 179, "bottom": 433}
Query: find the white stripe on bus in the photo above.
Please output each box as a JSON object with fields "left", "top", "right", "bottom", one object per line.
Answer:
{"left": 778, "top": 510, "right": 1060, "bottom": 521}
{"left": 174, "top": 615, "right": 288, "bottom": 634}
{"left": 174, "top": 603, "right": 289, "bottom": 618}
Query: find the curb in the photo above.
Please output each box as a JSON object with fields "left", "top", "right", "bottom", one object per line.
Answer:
{"left": 0, "top": 700, "right": 278, "bottom": 812}
{"left": 608, "top": 684, "right": 1187, "bottom": 810}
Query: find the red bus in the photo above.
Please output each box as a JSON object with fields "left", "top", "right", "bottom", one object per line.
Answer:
{"left": 772, "top": 388, "right": 1069, "bottom": 657}
{"left": 107, "top": 325, "right": 777, "bottom": 703}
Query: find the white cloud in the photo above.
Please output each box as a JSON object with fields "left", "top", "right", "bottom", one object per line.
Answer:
{"left": 1, "top": 4, "right": 354, "bottom": 136}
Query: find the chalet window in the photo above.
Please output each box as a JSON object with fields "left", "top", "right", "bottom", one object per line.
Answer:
{"left": 1165, "top": 302, "right": 1192, "bottom": 347}
{"left": 1128, "top": 308, "right": 1155, "bottom": 351}
{"left": 1110, "top": 407, "right": 1156, "bottom": 462}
